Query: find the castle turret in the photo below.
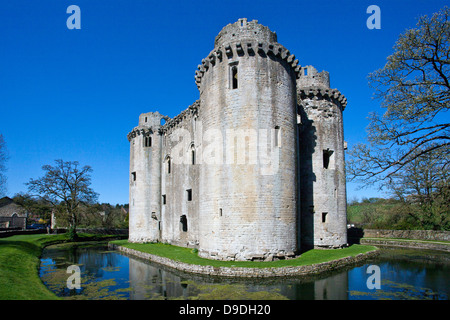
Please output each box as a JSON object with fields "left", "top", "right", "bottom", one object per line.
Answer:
{"left": 297, "top": 65, "right": 348, "bottom": 249}
{"left": 128, "top": 112, "right": 167, "bottom": 242}
{"left": 195, "top": 18, "right": 301, "bottom": 260}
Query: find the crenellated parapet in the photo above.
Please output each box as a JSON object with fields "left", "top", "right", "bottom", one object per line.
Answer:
{"left": 298, "top": 87, "right": 347, "bottom": 111}
{"left": 194, "top": 19, "right": 301, "bottom": 89}
{"left": 195, "top": 42, "right": 301, "bottom": 89}
{"left": 127, "top": 111, "right": 171, "bottom": 142}
{"left": 159, "top": 100, "right": 200, "bottom": 134}
{"left": 127, "top": 126, "right": 155, "bottom": 142}
{"left": 297, "top": 65, "right": 347, "bottom": 111}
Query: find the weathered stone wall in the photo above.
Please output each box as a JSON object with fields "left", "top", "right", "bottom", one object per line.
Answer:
{"left": 110, "top": 243, "right": 379, "bottom": 278}
{"left": 76, "top": 228, "right": 128, "bottom": 235}
{"left": 0, "top": 229, "right": 46, "bottom": 238}
{"left": 0, "top": 199, "right": 28, "bottom": 229}
{"left": 160, "top": 102, "right": 200, "bottom": 249}
{"left": 196, "top": 18, "right": 299, "bottom": 261}
{"left": 128, "top": 112, "right": 165, "bottom": 242}
{"left": 363, "top": 229, "right": 450, "bottom": 241}
{"left": 297, "top": 66, "right": 348, "bottom": 249}
{"left": 297, "top": 65, "right": 330, "bottom": 88}
{"left": 360, "top": 238, "right": 450, "bottom": 252}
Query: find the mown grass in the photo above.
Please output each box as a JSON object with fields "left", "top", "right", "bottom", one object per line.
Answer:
{"left": 110, "top": 240, "right": 377, "bottom": 268}
{"left": 0, "top": 233, "right": 120, "bottom": 300}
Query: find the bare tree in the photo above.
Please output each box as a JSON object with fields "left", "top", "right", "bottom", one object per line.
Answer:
{"left": 347, "top": 7, "right": 450, "bottom": 185}
{"left": 26, "top": 159, "right": 98, "bottom": 239}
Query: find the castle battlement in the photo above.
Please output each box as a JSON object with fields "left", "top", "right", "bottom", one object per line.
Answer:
{"left": 214, "top": 18, "right": 277, "bottom": 47}
{"left": 127, "top": 127, "right": 153, "bottom": 142}
{"left": 298, "top": 87, "right": 348, "bottom": 110}
{"left": 159, "top": 100, "right": 199, "bottom": 135}
{"left": 297, "top": 65, "right": 347, "bottom": 112}
{"left": 195, "top": 43, "right": 301, "bottom": 89}
{"left": 298, "top": 65, "right": 330, "bottom": 88}
{"left": 195, "top": 18, "right": 301, "bottom": 90}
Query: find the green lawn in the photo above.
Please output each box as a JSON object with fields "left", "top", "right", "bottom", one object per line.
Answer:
{"left": 0, "top": 234, "right": 65, "bottom": 299}
{"left": 111, "top": 240, "right": 377, "bottom": 268}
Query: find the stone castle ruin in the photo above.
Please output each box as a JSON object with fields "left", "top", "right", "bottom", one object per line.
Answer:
{"left": 127, "top": 19, "right": 348, "bottom": 261}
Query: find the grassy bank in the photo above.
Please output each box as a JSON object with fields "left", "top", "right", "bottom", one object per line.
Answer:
{"left": 111, "top": 240, "right": 377, "bottom": 268}
{"left": 0, "top": 233, "right": 120, "bottom": 300}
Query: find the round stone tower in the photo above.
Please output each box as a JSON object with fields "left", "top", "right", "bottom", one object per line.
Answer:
{"left": 297, "top": 65, "right": 348, "bottom": 249}
{"left": 195, "top": 18, "right": 301, "bottom": 261}
{"left": 127, "top": 112, "right": 167, "bottom": 242}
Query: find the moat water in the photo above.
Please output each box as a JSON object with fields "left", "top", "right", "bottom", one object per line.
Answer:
{"left": 39, "top": 242, "right": 450, "bottom": 300}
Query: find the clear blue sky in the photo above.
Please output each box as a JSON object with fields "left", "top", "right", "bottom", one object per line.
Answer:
{"left": 0, "top": 0, "right": 447, "bottom": 205}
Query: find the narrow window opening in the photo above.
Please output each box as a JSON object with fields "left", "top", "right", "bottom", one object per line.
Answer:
{"left": 274, "top": 126, "right": 281, "bottom": 147}
{"left": 167, "top": 158, "right": 171, "bottom": 174}
{"left": 231, "top": 66, "right": 238, "bottom": 89}
{"left": 131, "top": 172, "right": 136, "bottom": 181}
{"left": 191, "top": 150, "right": 195, "bottom": 165}
{"left": 219, "top": 208, "right": 223, "bottom": 217}
{"left": 323, "top": 149, "right": 334, "bottom": 169}
{"left": 162, "top": 195, "right": 166, "bottom": 205}
{"left": 304, "top": 68, "right": 308, "bottom": 76}
{"left": 144, "top": 136, "right": 152, "bottom": 147}
{"left": 323, "top": 151, "right": 330, "bottom": 169}
{"left": 322, "top": 212, "right": 328, "bottom": 223}
{"left": 145, "top": 117, "right": 148, "bottom": 122}
{"left": 180, "top": 215, "right": 188, "bottom": 232}
{"left": 186, "top": 189, "right": 192, "bottom": 201}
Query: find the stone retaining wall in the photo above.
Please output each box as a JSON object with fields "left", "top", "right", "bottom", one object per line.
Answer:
{"left": 361, "top": 239, "right": 450, "bottom": 252}
{"left": 76, "top": 228, "right": 128, "bottom": 235}
{"left": 109, "top": 243, "right": 378, "bottom": 278}
{"left": 362, "top": 229, "right": 450, "bottom": 241}
{"left": 0, "top": 229, "right": 47, "bottom": 238}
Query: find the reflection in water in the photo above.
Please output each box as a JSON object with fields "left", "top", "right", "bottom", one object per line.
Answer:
{"left": 348, "top": 249, "right": 450, "bottom": 300}
{"left": 39, "top": 243, "right": 450, "bottom": 300}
